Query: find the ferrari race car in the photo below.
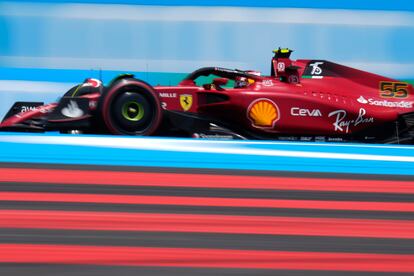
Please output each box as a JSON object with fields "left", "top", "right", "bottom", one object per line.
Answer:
{"left": 2, "top": 48, "right": 414, "bottom": 143}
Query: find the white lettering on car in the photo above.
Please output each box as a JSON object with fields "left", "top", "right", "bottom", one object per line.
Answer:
{"left": 159, "top": 92, "right": 177, "bottom": 98}
{"left": 21, "top": 106, "right": 37, "bottom": 113}
{"left": 309, "top": 62, "right": 324, "bottom": 75}
{"left": 89, "top": 100, "right": 97, "bottom": 109}
{"left": 357, "top": 96, "right": 413, "bottom": 108}
{"left": 262, "top": 80, "right": 274, "bottom": 87}
{"left": 291, "top": 107, "right": 322, "bottom": 117}
{"left": 328, "top": 108, "right": 374, "bottom": 133}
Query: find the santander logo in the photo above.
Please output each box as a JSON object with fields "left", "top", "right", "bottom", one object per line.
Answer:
{"left": 357, "top": 95, "right": 413, "bottom": 109}
{"left": 357, "top": 96, "right": 368, "bottom": 104}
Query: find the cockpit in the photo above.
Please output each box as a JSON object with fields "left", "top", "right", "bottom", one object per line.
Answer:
{"left": 179, "top": 67, "right": 261, "bottom": 90}
{"left": 178, "top": 48, "right": 301, "bottom": 90}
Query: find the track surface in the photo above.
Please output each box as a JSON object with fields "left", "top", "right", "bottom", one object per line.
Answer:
{"left": 0, "top": 164, "right": 413, "bottom": 275}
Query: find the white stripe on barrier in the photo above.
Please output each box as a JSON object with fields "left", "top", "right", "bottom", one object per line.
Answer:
{"left": 0, "top": 135, "right": 414, "bottom": 163}
{"left": 0, "top": 80, "right": 74, "bottom": 94}
{"left": 2, "top": 2, "right": 414, "bottom": 27}
{"left": 0, "top": 56, "right": 248, "bottom": 73}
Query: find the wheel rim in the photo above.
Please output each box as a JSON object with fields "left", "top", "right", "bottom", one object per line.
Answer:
{"left": 102, "top": 81, "right": 163, "bottom": 136}
{"left": 109, "top": 91, "right": 154, "bottom": 134}
{"left": 121, "top": 101, "right": 144, "bottom": 122}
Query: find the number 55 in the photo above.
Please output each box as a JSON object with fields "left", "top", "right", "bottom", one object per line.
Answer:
{"left": 380, "top": 82, "right": 409, "bottom": 98}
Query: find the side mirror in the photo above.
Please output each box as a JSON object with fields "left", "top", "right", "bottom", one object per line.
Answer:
{"left": 213, "top": 78, "right": 229, "bottom": 87}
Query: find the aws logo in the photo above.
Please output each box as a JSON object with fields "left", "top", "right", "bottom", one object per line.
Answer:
{"left": 247, "top": 98, "right": 280, "bottom": 128}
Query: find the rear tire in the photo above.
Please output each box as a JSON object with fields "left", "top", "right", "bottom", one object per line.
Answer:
{"left": 101, "top": 80, "right": 162, "bottom": 135}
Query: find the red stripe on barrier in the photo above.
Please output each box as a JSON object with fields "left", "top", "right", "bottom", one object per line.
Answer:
{"left": 0, "top": 210, "right": 413, "bottom": 239}
{"left": 1, "top": 192, "right": 414, "bottom": 212}
{"left": 1, "top": 244, "right": 413, "bottom": 272}
{"left": 0, "top": 168, "right": 413, "bottom": 193}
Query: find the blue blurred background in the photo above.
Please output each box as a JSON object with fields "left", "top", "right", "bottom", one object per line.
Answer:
{"left": 1, "top": 0, "right": 414, "bottom": 117}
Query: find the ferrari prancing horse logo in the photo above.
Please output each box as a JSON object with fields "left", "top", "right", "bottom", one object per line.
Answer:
{"left": 180, "top": 94, "right": 193, "bottom": 111}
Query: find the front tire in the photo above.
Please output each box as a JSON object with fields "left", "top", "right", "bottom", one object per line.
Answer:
{"left": 101, "top": 80, "right": 162, "bottom": 135}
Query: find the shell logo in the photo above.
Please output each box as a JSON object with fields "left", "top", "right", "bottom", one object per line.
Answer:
{"left": 247, "top": 98, "right": 280, "bottom": 128}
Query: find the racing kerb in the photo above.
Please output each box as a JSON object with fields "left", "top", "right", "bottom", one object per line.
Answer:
{"left": 0, "top": 133, "right": 414, "bottom": 275}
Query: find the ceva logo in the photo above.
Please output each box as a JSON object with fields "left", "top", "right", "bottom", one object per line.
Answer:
{"left": 291, "top": 107, "right": 322, "bottom": 117}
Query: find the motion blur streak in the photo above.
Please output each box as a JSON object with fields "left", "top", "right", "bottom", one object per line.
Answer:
{"left": 2, "top": 2, "right": 414, "bottom": 77}
{"left": 1, "top": 244, "right": 414, "bottom": 272}
{"left": 1, "top": 192, "right": 414, "bottom": 212}
{"left": 0, "top": 164, "right": 413, "bottom": 274}
{"left": 0, "top": 210, "right": 414, "bottom": 239}
{"left": 0, "top": 167, "right": 414, "bottom": 193}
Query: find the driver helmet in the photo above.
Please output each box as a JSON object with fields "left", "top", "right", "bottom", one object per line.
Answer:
{"left": 235, "top": 76, "right": 248, "bottom": 88}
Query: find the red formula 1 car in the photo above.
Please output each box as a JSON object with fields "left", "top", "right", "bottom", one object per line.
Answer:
{"left": 2, "top": 48, "right": 414, "bottom": 143}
